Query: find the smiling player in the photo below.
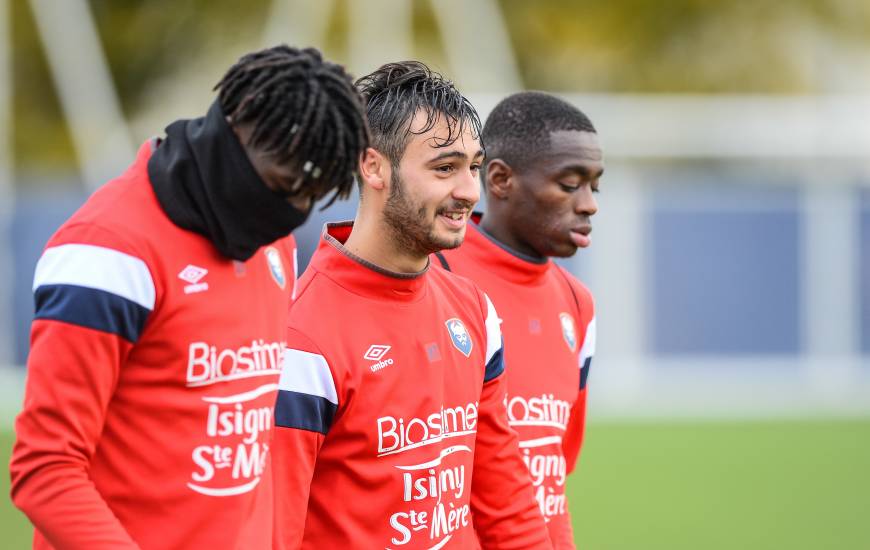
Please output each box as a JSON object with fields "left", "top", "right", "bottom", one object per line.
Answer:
{"left": 271, "top": 62, "right": 551, "bottom": 549}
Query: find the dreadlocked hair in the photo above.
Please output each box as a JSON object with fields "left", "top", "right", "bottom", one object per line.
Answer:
{"left": 355, "top": 61, "right": 482, "bottom": 168}
{"left": 215, "top": 45, "right": 369, "bottom": 208}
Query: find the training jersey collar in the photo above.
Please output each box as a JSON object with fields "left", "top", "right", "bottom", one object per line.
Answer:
{"left": 311, "top": 221, "right": 429, "bottom": 303}
{"left": 464, "top": 217, "right": 552, "bottom": 286}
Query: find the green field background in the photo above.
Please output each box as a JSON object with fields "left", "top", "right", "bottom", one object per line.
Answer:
{"left": 2, "top": 420, "right": 869, "bottom": 549}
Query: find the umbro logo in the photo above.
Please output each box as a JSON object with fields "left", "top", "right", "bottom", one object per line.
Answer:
{"left": 364, "top": 344, "right": 393, "bottom": 373}
{"left": 178, "top": 265, "right": 209, "bottom": 294}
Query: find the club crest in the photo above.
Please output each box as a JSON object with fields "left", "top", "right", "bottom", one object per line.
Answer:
{"left": 445, "top": 317, "right": 473, "bottom": 357}
{"left": 264, "top": 246, "right": 286, "bottom": 289}
{"left": 559, "top": 312, "right": 577, "bottom": 352}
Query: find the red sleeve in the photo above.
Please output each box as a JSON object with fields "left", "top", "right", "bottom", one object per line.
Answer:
{"left": 9, "top": 225, "right": 157, "bottom": 548}
{"left": 10, "top": 320, "right": 139, "bottom": 549}
{"left": 271, "top": 327, "right": 334, "bottom": 548}
{"left": 562, "top": 390, "right": 587, "bottom": 476}
{"left": 470, "top": 374, "right": 553, "bottom": 549}
{"left": 562, "top": 275, "right": 595, "bottom": 475}
{"left": 470, "top": 291, "right": 552, "bottom": 549}
{"left": 271, "top": 426, "right": 324, "bottom": 549}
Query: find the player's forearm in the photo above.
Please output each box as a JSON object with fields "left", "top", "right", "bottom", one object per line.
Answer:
{"left": 11, "top": 459, "right": 138, "bottom": 548}
{"left": 471, "top": 378, "right": 552, "bottom": 550}
{"left": 546, "top": 513, "right": 577, "bottom": 550}
{"left": 11, "top": 321, "right": 135, "bottom": 547}
{"left": 271, "top": 427, "right": 323, "bottom": 548}
{"left": 562, "top": 392, "right": 587, "bottom": 475}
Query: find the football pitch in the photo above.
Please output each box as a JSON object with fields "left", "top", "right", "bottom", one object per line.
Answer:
{"left": 2, "top": 419, "right": 868, "bottom": 549}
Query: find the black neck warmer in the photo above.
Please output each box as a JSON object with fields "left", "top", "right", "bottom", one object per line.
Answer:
{"left": 148, "top": 100, "right": 310, "bottom": 261}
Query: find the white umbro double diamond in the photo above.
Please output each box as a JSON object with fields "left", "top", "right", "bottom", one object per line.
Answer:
{"left": 364, "top": 344, "right": 393, "bottom": 373}
{"left": 178, "top": 264, "right": 209, "bottom": 294}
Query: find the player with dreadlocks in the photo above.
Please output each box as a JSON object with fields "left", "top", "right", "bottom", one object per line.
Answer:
{"left": 271, "top": 61, "right": 551, "bottom": 548}
{"left": 10, "top": 45, "right": 368, "bottom": 549}
{"left": 215, "top": 45, "right": 368, "bottom": 209}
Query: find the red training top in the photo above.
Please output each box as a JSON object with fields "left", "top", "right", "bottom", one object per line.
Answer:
{"left": 272, "top": 222, "right": 551, "bottom": 549}
{"left": 437, "top": 219, "right": 596, "bottom": 549}
{"left": 10, "top": 141, "right": 297, "bottom": 549}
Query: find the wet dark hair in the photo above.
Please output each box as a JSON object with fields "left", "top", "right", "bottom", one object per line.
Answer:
{"left": 355, "top": 61, "right": 482, "bottom": 167}
{"left": 215, "top": 45, "right": 369, "bottom": 207}
{"left": 483, "top": 91, "right": 595, "bottom": 175}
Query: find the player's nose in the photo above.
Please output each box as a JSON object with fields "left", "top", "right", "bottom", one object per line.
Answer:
{"left": 452, "top": 168, "right": 480, "bottom": 206}
{"left": 575, "top": 187, "right": 598, "bottom": 216}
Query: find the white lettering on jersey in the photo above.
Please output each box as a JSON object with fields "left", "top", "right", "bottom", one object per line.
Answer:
{"left": 506, "top": 393, "right": 571, "bottom": 430}
{"left": 376, "top": 402, "right": 479, "bottom": 456}
{"left": 186, "top": 340, "right": 284, "bottom": 387}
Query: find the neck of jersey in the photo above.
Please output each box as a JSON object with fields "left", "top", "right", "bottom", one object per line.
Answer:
{"left": 310, "top": 221, "right": 430, "bottom": 303}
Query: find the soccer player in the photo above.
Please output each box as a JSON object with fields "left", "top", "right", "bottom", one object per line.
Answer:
{"left": 271, "top": 62, "right": 551, "bottom": 549}
{"left": 9, "top": 46, "right": 368, "bottom": 549}
{"left": 435, "top": 92, "right": 602, "bottom": 548}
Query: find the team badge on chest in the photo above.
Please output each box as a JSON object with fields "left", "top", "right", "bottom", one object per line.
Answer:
{"left": 559, "top": 312, "right": 577, "bottom": 352}
{"left": 445, "top": 318, "right": 473, "bottom": 357}
{"left": 264, "top": 246, "right": 286, "bottom": 289}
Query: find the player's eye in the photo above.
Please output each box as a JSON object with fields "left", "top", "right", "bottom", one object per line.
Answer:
{"left": 558, "top": 182, "right": 579, "bottom": 192}
{"left": 435, "top": 164, "right": 454, "bottom": 174}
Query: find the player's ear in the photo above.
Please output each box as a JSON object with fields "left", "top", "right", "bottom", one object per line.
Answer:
{"left": 358, "top": 147, "right": 389, "bottom": 192}
{"left": 486, "top": 159, "right": 513, "bottom": 200}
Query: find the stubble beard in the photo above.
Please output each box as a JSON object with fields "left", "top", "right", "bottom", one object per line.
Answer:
{"left": 382, "top": 171, "right": 462, "bottom": 257}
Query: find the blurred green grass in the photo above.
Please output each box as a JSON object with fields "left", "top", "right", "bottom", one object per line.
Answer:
{"left": 569, "top": 420, "right": 870, "bottom": 550}
{"left": 2, "top": 420, "right": 869, "bottom": 549}
{"left": 1, "top": 430, "right": 30, "bottom": 549}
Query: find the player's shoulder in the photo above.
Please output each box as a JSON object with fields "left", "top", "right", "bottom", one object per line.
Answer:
{"left": 269, "top": 233, "right": 297, "bottom": 256}
{"left": 285, "top": 263, "right": 344, "bottom": 325}
{"left": 428, "top": 263, "right": 489, "bottom": 320}
{"left": 554, "top": 264, "right": 595, "bottom": 315}
{"left": 50, "top": 145, "right": 169, "bottom": 256}
{"left": 429, "top": 262, "right": 485, "bottom": 298}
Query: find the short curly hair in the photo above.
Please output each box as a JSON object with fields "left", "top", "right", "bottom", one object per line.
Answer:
{"left": 482, "top": 91, "right": 595, "bottom": 176}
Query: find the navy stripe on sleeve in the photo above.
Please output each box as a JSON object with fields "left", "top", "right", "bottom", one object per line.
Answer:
{"left": 580, "top": 356, "right": 592, "bottom": 390}
{"left": 274, "top": 389, "right": 337, "bottom": 434}
{"left": 34, "top": 284, "right": 151, "bottom": 343}
{"left": 484, "top": 345, "right": 505, "bottom": 382}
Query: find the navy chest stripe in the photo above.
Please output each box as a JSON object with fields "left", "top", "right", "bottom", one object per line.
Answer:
{"left": 580, "top": 356, "right": 592, "bottom": 390}
{"left": 34, "top": 284, "right": 151, "bottom": 343}
{"left": 274, "top": 389, "right": 337, "bottom": 435}
{"left": 484, "top": 344, "right": 505, "bottom": 382}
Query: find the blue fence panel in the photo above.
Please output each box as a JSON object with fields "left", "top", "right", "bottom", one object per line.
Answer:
{"left": 650, "top": 184, "right": 800, "bottom": 355}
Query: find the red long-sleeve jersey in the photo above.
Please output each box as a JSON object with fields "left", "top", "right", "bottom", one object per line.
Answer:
{"left": 437, "top": 220, "right": 596, "bottom": 549}
{"left": 272, "top": 222, "right": 551, "bottom": 549}
{"left": 9, "top": 141, "right": 297, "bottom": 549}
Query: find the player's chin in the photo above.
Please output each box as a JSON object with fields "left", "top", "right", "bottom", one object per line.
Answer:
{"left": 546, "top": 240, "right": 580, "bottom": 258}
{"left": 431, "top": 229, "right": 466, "bottom": 251}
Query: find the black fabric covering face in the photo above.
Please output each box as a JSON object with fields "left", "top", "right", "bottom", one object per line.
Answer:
{"left": 148, "top": 100, "right": 311, "bottom": 261}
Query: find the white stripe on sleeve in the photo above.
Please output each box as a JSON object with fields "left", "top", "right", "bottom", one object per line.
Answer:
{"left": 279, "top": 348, "right": 338, "bottom": 405}
{"left": 483, "top": 293, "right": 503, "bottom": 365}
{"left": 579, "top": 316, "right": 596, "bottom": 364}
{"left": 33, "top": 243, "right": 156, "bottom": 310}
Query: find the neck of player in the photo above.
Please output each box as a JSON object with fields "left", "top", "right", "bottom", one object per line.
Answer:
{"left": 479, "top": 212, "right": 543, "bottom": 260}
{"left": 344, "top": 214, "right": 429, "bottom": 274}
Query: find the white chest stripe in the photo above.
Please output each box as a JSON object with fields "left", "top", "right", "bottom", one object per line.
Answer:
{"left": 483, "top": 293, "right": 503, "bottom": 365}
{"left": 279, "top": 348, "right": 338, "bottom": 405}
{"left": 33, "top": 243, "right": 156, "bottom": 310}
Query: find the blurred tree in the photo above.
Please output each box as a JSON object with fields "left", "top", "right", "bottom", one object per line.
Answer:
{"left": 9, "top": 0, "right": 870, "bottom": 174}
